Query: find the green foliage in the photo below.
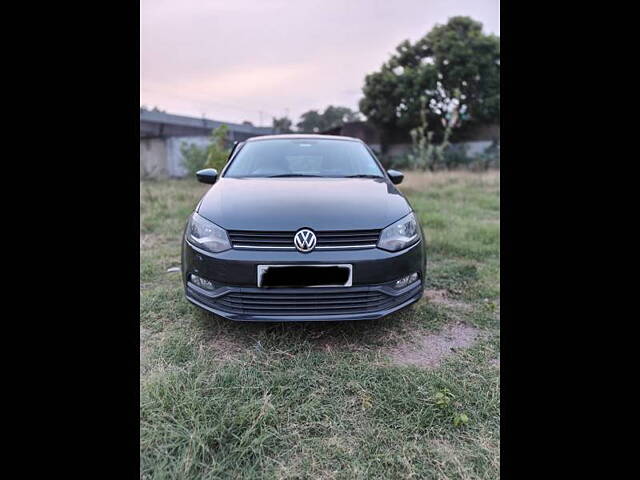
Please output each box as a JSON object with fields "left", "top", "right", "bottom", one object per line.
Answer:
{"left": 296, "top": 110, "right": 323, "bottom": 133}
{"left": 453, "top": 413, "right": 470, "bottom": 427}
{"left": 434, "top": 388, "right": 453, "bottom": 408}
{"left": 296, "top": 105, "right": 361, "bottom": 133}
{"left": 432, "top": 389, "right": 470, "bottom": 428}
{"left": 391, "top": 141, "right": 495, "bottom": 172}
{"left": 272, "top": 116, "right": 293, "bottom": 133}
{"left": 359, "top": 16, "right": 500, "bottom": 140}
{"left": 179, "top": 142, "right": 208, "bottom": 175}
{"left": 180, "top": 125, "right": 231, "bottom": 176}
{"left": 205, "top": 124, "right": 231, "bottom": 172}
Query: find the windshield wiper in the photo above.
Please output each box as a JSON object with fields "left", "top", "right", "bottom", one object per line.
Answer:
{"left": 343, "top": 174, "right": 383, "bottom": 178}
{"left": 267, "top": 173, "right": 322, "bottom": 177}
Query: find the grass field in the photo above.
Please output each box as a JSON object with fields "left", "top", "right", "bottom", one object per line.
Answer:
{"left": 140, "top": 170, "right": 500, "bottom": 479}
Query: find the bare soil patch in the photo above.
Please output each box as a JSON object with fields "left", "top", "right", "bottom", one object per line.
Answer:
{"left": 423, "top": 289, "right": 472, "bottom": 311}
{"left": 387, "top": 323, "right": 482, "bottom": 368}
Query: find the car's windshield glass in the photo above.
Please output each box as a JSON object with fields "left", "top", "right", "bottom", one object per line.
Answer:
{"left": 224, "top": 139, "right": 384, "bottom": 178}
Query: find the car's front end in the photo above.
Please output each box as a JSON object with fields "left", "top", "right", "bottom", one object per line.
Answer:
{"left": 182, "top": 219, "right": 425, "bottom": 321}
{"left": 181, "top": 135, "right": 426, "bottom": 322}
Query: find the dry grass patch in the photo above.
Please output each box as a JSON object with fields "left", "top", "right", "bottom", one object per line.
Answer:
{"left": 386, "top": 322, "right": 482, "bottom": 368}
{"left": 140, "top": 232, "right": 180, "bottom": 251}
{"left": 139, "top": 233, "right": 162, "bottom": 250}
{"left": 201, "top": 333, "right": 247, "bottom": 363}
{"left": 399, "top": 169, "right": 500, "bottom": 193}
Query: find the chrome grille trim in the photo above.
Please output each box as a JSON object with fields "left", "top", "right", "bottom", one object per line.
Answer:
{"left": 233, "top": 245, "right": 296, "bottom": 250}
{"left": 228, "top": 229, "right": 381, "bottom": 251}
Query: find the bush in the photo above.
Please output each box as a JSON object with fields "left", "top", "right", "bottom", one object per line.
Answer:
{"left": 205, "top": 125, "right": 231, "bottom": 172}
{"left": 180, "top": 125, "right": 231, "bottom": 176}
{"left": 180, "top": 142, "right": 208, "bottom": 176}
{"left": 383, "top": 146, "right": 471, "bottom": 171}
{"left": 442, "top": 144, "right": 473, "bottom": 169}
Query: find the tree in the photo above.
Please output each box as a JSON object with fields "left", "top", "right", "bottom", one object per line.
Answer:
{"left": 180, "top": 125, "right": 230, "bottom": 175}
{"left": 359, "top": 16, "right": 499, "bottom": 145}
{"left": 296, "top": 110, "right": 324, "bottom": 133}
{"left": 296, "top": 106, "right": 361, "bottom": 133}
{"left": 205, "top": 125, "right": 231, "bottom": 172}
{"left": 272, "top": 116, "right": 293, "bottom": 134}
{"left": 321, "top": 106, "right": 361, "bottom": 129}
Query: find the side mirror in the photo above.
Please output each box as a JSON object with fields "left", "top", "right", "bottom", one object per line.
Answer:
{"left": 196, "top": 168, "right": 218, "bottom": 184}
{"left": 387, "top": 169, "right": 404, "bottom": 185}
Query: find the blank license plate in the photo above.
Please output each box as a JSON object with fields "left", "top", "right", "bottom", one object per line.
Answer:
{"left": 257, "top": 264, "right": 353, "bottom": 288}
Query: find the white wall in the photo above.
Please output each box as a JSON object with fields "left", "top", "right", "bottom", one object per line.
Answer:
{"left": 140, "top": 138, "right": 167, "bottom": 179}
{"left": 462, "top": 140, "right": 493, "bottom": 156}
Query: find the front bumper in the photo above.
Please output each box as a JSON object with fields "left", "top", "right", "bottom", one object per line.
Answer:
{"left": 182, "top": 239, "right": 425, "bottom": 322}
{"left": 185, "top": 280, "right": 423, "bottom": 322}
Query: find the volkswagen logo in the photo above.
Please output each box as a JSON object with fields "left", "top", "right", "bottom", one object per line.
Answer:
{"left": 294, "top": 229, "right": 317, "bottom": 253}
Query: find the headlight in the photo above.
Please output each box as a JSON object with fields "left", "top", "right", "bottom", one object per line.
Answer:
{"left": 377, "top": 212, "right": 419, "bottom": 252}
{"left": 185, "top": 213, "right": 231, "bottom": 253}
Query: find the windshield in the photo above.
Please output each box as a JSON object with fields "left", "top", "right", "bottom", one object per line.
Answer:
{"left": 224, "top": 138, "right": 384, "bottom": 178}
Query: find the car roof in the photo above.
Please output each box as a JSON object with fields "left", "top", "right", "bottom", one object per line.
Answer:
{"left": 245, "top": 134, "right": 362, "bottom": 143}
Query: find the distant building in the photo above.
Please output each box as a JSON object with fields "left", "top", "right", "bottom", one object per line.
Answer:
{"left": 449, "top": 123, "right": 500, "bottom": 156}
{"left": 140, "top": 110, "right": 273, "bottom": 178}
{"left": 321, "top": 121, "right": 381, "bottom": 153}
{"left": 322, "top": 121, "right": 500, "bottom": 163}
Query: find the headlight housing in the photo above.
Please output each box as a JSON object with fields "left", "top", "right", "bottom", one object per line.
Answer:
{"left": 377, "top": 212, "right": 420, "bottom": 252}
{"left": 185, "top": 213, "right": 231, "bottom": 253}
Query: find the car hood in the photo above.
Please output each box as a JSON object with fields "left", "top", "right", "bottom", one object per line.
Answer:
{"left": 196, "top": 177, "right": 412, "bottom": 231}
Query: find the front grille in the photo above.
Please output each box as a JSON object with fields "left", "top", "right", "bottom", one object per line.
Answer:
{"left": 219, "top": 290, "right": 386, "bottom": 314}
{"left": 188, "top": 285, "right": 420, "bottom": 316}
{"left": 228, "top": 231, "right": 293, "bottom": 248}
{"left": 228, "top": 229, "right": 380, "bottom": 250}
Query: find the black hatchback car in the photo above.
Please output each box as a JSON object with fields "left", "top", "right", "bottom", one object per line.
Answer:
{"left": 181, "top": 134, "right": 426, "bottom": 321}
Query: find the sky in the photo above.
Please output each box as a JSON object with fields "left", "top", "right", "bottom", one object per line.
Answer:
{"left": 140, "top": 0, "right": 499, "bottom": 127}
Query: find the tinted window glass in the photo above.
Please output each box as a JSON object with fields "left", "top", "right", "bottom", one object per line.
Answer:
{"left": 224, "top": 139, "right": 383, "bottom": 178}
